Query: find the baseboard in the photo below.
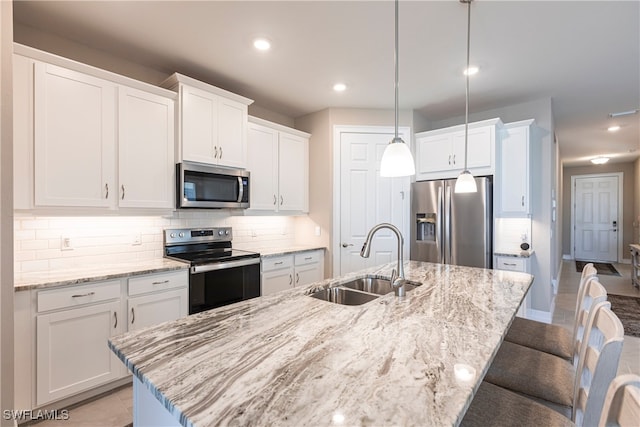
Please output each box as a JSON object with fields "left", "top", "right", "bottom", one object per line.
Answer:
{"left": 526, "top": 308, "right": 553, "bottom": 324}
{"left": 563, "top": 254, "right": 573, "bottom": 260}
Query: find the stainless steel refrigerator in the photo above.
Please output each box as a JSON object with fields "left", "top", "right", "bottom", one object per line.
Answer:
{"left": 410, "top": 177, "right": 492, "bottom": 268}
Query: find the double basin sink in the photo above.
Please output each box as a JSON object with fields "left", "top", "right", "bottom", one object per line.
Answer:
{"left": 309, "top": 275, "right": 421, "bottom": 306}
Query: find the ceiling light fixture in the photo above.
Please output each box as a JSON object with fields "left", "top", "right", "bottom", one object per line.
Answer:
{"left": 608, "top": 109, "right": 639, "bottom": 118}
{"left": 253, "top": 38, "right": 271, "bottom": 51}
{"left": 607, "top": 125, "right": 620, "bottom": 132}
{"left": 591, "top": 157, "right": 610, "bottom": 165}
{"left": 455, "top": 0, "right": 477, "bottom": 193}
{"left": 380, "top": 0, "right": 415, "bottom": 177}
{"left": 333, "top": 83, "right": 347, "bottom": 92}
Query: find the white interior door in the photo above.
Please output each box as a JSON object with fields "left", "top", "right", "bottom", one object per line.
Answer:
{"left": 337, "top": 128, "right": 410, "bottom": 276}
{"left": 574, "top": 175, "right": 619, "bottom": 262}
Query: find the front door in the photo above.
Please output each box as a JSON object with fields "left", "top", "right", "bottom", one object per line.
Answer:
{"left": 573, "top": 175, "right": 619, "bottom": 262}
{"left": 337, "top": 127, "right": 410, "bottom": 276}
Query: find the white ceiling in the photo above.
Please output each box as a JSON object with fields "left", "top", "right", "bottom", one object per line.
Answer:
{"left": 13, "top": 0, "right": 640, "bottom": 166}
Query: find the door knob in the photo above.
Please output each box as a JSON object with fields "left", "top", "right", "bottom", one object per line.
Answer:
{"left": 342, "top": 243, "right": 353, "bottom": 248}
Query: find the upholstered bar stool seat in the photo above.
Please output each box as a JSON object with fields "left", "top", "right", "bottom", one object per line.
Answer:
{"left": 505, "top": 317, "right": 574, "bottom": 360}
{"left": 460, "top": 381, "right": 575, "bottom": 427}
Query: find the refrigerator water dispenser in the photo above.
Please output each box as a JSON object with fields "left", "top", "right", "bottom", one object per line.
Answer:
{"left": 416, "top": 213, "right": 436, "bottom": 241}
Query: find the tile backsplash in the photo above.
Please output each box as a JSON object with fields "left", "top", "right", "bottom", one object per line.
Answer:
{"left": 14, "top": 211, "right": 319, "bottom": 273}
{"left": 494, "top": 217, "right": 533, "bottom": 254}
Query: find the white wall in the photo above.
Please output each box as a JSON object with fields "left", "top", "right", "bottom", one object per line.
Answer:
{"left": 1, "top": 0, "right": 14, "bottom": 421}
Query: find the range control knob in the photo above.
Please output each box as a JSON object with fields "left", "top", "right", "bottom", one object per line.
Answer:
{"left": 170, "top": 233, "right": 176, "bottom": 238}
{"left": 179, "top": 232, "right": 185, "bottom": 238}
{"left": 225, "top": 230, "right": 230, "bottom": 236}
{"left": 218, "top": 230, "right": 224, "bottom": 236}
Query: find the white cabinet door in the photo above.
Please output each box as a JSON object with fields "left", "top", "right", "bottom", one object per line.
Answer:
{"left": 36, "top": 300, "right": 123, "bottom": 405}
{"left": 495, "top": 255, "right": 530, "bottom": 317}
{"left": 295, "top": 263, "right": 323, "bottom": 287}
{"left": 499, "top": 123, "right": 531, "bottom": 215}
{"left": 452, "top": 126, "right": 493, "bottom": 170}
{"left": 262, "top": 268, "right": 294, "bottom": 296}
{"left": 181, "top": 84, "right": 217, "bottom": 164}
{"left": 34, "top": 62, "right": 116, "bottom": 207}
{"left": 416, "top": 133, "right": 453, "bottom": 178}
{"left": 278, "top": 132, "right": 308, "bottom": 211}
{"left": 217, "top": 98, "right": 247, "bottom": 168}
{"left": 118, "top": 86, "right": 175, "bottom": 209}
{"left": 128, "top": 288, "right": 188, "bottom": 331}
{"left": 247, "top": 123, "right": 279, "bottom": 210}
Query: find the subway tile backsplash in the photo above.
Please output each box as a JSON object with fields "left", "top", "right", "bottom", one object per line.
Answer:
{"left": 14, "top": 211, "right": 315, "bottom": 273}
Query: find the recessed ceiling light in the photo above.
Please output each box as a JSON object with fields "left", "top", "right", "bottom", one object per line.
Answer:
{"left": 463, "top": 66, "right": 479, "bottom": 76}
{"left": 591, "top": 157, "right": 610, "bottom": 164}
{"left": 607, "top": 125, "right": 620, "bottom": 132}
{"left": 333, "top": 83, "right": 347, "bottom": 92}
{"left": 253, "top": 38, "right": 271, "bottom": 51}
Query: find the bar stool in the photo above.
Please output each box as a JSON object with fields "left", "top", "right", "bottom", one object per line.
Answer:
{"left": 504, "top": 262, "right": 597, "bottom": 360}
{"left": 598, "top": 374, "right": 640, "bottom": 427}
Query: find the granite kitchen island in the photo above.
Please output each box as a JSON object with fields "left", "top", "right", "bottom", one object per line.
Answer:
{"left": 108, "top": 261, "right": 533, "bottom": 427}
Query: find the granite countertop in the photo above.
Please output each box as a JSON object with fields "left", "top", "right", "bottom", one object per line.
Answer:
{"left": 258, "top": 245, "right": 326, "bottom": 257}
{"left": 14, "top": 258, "right": 189, "bottom": 292}
{"left": 109, "top": 261, "right": 532, "bottom": 427}
{"left": 494, "top": 250, "right": 534, "bottom": 258}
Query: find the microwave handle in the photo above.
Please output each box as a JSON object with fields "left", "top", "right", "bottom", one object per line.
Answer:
{"left": 237, "top": 177, "right": 244, "bottom": 203}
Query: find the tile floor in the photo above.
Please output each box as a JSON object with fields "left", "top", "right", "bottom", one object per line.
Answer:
{"left": 32, "top": 260, "right": 640, "bottom": 426}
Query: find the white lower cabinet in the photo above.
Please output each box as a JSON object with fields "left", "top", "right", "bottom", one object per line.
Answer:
{"left": 35, "top": 280, "right": 124, "bottom": 406}
{"left": 23, "top": 269, "right": 189, "bottom": 409}
{"left": 127, "top": 271, "right": 188, "bottom": 331}
{"left": 495, "top": 255, "right": 531, "bottom": 318}
{"left": 261, "top": 250, "right": 324, "bottom": 296}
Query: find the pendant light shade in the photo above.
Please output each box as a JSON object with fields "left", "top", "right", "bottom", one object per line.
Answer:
{"left": 454, "top": 0, "right": 477, "bottom": 193}
{"left": 380, "top": 0, "right": 415, "bottom": 178}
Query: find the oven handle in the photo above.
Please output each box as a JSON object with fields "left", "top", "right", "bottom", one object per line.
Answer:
{"left": 190, "top": 257, "right": 260, "bottom": 274}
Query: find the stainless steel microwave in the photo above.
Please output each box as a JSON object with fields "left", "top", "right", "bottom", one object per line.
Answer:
{"left": 177, "top": 162, "right": 250, "bottom": 209}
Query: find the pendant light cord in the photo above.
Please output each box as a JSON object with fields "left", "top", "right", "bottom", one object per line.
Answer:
{"left": 463, "top": 0, "right": 471, "bottom": 171}
{"left": 394, "top": 0, "right": 399, "bottom": 140}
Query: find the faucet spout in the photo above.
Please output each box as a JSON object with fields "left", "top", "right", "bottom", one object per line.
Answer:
{"left": 360, "top": 223, "right": 406, "bottom": 295}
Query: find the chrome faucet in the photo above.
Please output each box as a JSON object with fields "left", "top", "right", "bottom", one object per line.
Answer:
{"left": 360, "top": 223, "right": 407, "bottom": 296}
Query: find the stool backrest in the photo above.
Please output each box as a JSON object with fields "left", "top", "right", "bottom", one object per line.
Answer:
{"left": 573, "top": 263, "right": 598, "bottom": 348}
{"left": 573, "top": 277, "right": 608, "bottom": 365}
{"left": 572, "top": 300, "right": 625, "bottom": 425}
{"left": 598, "top": 374, "right": 640, "bottom": 427}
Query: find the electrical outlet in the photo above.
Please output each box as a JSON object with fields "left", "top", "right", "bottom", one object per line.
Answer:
{"left": 132, "top": 233, "right": 142, "bottom": 246}
{"left": 60, "top": 236, "right": 73, "bottom": 251}
{"left": 251, "top": 229, "right": 257, "bottom": 237}
{"left": 315, "top": 226, "right": 321, "bottom": 236}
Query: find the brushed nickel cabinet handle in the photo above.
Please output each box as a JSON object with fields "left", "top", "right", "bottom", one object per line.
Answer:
{"left": 521, "top": 196, "right": 525, "bottom": 207}
{"left": 219, "top": 146, "right": 223, "bottom": 159}
{"left": 448, "top": 155, "right": 451, "bottom": 165}
{"left": 105, "top": 183, "right": 109, "bottom": 199}
{"left": 296, "top": 273, "right": 299, "bottom": 284}
{"left": 273, "top": 195, "right": 277, "bottom": 205}
{"left": 289, "top": 274, "right": 293, "bottom": 285}
{"left": 71, "top": 292, "right": 95, "bottom": 298}
{"left": 214, "top": 146, "right": 218, "bottom": 159}
{"left": 121, "top": 185, "right": 125, "bottom": 200}
{"left": 113, "top": 311, "right": 118, "bottom": 328}
{"left": 280, "top": 195, "right": 284, "bottom": 206}
{"left": 151, "top": 280, "right": 170, "bottom": 285}
{"left": 131, "top": 307, "right": 135, "bottom": 324}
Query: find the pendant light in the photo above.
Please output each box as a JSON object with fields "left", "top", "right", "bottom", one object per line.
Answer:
{"left": 380, "top": 0, "right": 416, "bottom": 177}
{"left": 454, "top": 0, "right": 477, "bottom": 193}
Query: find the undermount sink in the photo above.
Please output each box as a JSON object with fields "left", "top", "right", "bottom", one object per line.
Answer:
{"left": 340, "top": 276, "right": 421, "bottom": 295}
{"left": 308, "top": 275, "right": 422, "bottom": 306}
{"left": 309, "top": 287, "right": 379, "bottom": 305}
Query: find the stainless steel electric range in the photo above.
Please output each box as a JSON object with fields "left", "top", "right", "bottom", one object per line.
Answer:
{"left": 164, "top": 227, "right": 261, "bottom": 314}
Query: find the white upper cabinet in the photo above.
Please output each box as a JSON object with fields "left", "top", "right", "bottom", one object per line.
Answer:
{"left": 415, "top": 118, "right": 501, "bottom": 181}
{"left": 14, "top": 45, "right": 177, "bottom": 212}
{"left": 118, "top": 86, "right": 175, "bottom": 209}
{"left": 247, "top": 117, "right": 310, "bottom": 213}
{"left": 497, "top": 120, "right": 534, "bottom": 216}
{"left": 34, "top": 62, "right": 116, "bottom": 207}
{"left": 162, "top": 73, "right": 253, "bottom": 169}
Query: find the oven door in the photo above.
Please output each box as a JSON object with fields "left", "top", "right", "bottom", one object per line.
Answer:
{"left": 178, "top": 162, "right": 249, "bottom": 209}
{"left": 188, "top": 258, "right": 260, "bottom": 314}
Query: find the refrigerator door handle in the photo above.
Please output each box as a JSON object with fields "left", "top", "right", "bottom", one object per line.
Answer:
{"left": 444, "top": 183, "right": 452, "bottom": 264}
{"left": 437, "top": 186, "right": 443, "bottom": 263}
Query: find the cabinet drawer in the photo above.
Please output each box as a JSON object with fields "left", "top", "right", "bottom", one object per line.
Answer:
{"left": 128, "top": 270, "right": 188, "bottom": 297}
{"left": 37, "top": 280, "right": 121, "bottom": 313}
{"left": 294, "top": 250, "right": 321, "bottom": 266}
{"left": 261, "top": 255, "right": 293, "bottom": 272}
{"left": 496, "top": 257, "right": 525, "bottom": 272}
